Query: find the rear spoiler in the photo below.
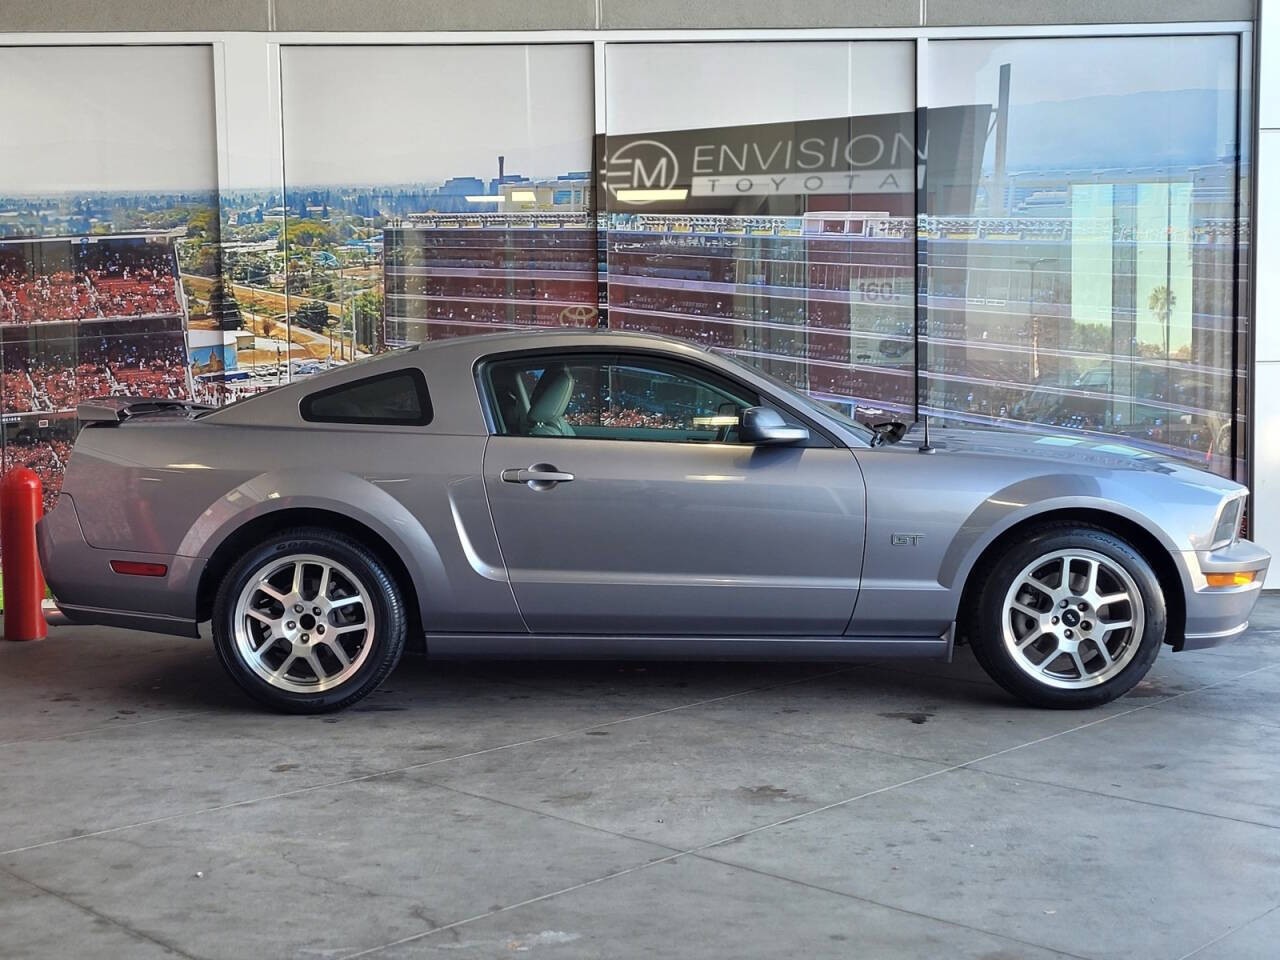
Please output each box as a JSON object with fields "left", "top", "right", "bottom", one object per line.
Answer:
{"left": 77, "top": 397, "right": 215, "bottom": 425}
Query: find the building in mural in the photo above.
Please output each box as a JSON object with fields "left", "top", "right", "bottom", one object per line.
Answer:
{"left": 384, "top": 212, "right": 598, "bottom": 345}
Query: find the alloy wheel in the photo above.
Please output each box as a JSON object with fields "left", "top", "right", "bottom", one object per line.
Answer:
{"left": 232, "top": 553, "right": 376, "bottom": 694}
{"left": 1001, "top": 548, "right": 1144, "bottom": 690}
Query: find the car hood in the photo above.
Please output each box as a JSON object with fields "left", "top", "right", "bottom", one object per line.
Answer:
{"left": 904, "top": 423, "right": 1241, "bottom": 493}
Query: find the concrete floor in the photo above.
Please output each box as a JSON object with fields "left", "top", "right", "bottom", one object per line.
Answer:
{"left": 2, "top": 605, "right": 1280, "bottom": 960}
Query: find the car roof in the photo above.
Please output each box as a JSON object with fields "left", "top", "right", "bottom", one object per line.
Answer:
{"left": 200, "top": 328, "right": 718, "bottom": 430}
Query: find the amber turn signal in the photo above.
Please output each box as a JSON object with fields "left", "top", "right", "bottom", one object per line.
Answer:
{"left": 1204, "top": 570, "right": 1256, "bottom": 588}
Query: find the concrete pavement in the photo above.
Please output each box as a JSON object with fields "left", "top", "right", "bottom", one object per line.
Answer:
{"left": 3, "top": 601, "right": 1280, "bottom": 959}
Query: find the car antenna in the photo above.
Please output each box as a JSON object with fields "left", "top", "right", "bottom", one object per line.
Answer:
{"left": 919, "top": 413, "right": 937, "bottom": 454}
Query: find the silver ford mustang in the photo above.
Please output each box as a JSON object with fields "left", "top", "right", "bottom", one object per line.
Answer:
{"left": 37, "top": 330, "right": 1269, "bottom": 713}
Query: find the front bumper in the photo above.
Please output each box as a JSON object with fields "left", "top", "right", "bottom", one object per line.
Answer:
{"left": 1178, "top": 538, "right": 1271, "bottom": 650}
{"left": 37, "top": 493, "right": 203, "bottom": 638}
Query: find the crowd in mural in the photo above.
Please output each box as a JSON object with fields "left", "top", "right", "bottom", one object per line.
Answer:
{"left": 0, "top": 238, "right": 192, "bottom": 507}
{"left": 2, "top": 330, "right": 189, "bottom": 414}
{"left": 0, "top": 241, "right": 182, "bottom": 324}
{"left": 1, "top": 313, "right": 189, "bottom": 414}
{"left": 3, "top": 424, "right": 75, "bottom": 515}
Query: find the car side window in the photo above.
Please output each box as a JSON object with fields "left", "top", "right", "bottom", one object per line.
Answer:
{"left": 301, "top": 369, "right": 432, "bottom": 425}
{"left": 484, "top": 353, "right": 760, "bottom": 444}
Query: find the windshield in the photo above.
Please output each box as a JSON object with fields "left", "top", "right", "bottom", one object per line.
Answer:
{"left": 711, "top": 349, "right": 878, "bottom": 445}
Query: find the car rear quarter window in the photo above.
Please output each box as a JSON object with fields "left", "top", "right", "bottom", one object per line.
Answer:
{"left": 300, "top": 369, "right": 432, "bottom": 426}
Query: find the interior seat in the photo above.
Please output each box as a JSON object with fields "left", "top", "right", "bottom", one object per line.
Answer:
{"left": 714, "top": 400, "right": 742, "bottom": 443}
{"left": 523, "top": 364, "right": 577, "bottom": 437}
{"left": 490, "top": 366, "right": 530, "bottom": 435}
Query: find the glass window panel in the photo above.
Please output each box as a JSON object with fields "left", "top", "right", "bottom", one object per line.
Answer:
{"left": 923, "top": 35, "right": 1242, "bottom": 476}
{"left": 0, "top": 45, "right": 216, "bottom": 501}
{"left": 280, "top": 44, "right": 596, "bottom": 381}
{"left": 603, "top": 41, "right": 917, "bottom": 422}
{"left": 301, "top": 370, "right": 431, "bottom": 425}
{"left": 484, "top": 353, "right": 758, "bottom": 442}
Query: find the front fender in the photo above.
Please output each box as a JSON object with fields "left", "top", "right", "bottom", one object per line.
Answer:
{"left": 939, "top": 475, "right": 1196, "bottom": 620}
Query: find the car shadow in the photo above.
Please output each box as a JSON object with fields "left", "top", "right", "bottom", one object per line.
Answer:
{"left": 117, "top": 642, "right": 1025, "bottom": 715}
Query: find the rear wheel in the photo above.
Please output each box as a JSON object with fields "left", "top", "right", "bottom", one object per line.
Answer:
{"left": 966, "top": 525, "right": 1166, "bottom": 709}
{"left": 212, "top": 527, "right": 406, "bottom": 713}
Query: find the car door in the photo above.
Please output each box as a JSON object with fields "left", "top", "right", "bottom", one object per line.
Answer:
{"left": 479, "top": 350, "right": 866, "bottom": 636}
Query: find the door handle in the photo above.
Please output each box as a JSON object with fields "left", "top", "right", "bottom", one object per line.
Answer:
{"left": 501, "top": 465, "right": 575, "bottom": 487}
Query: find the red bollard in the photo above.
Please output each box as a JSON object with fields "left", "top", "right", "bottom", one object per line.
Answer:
{"left": 1, "top": 466, "right": 47, "bottom": 642}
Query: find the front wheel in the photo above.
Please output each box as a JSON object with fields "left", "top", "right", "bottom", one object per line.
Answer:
{"left": 966, "top": 526, "right": 1166, "bottom": 709}
{"left": 212, "top": 527, "right": 407, "bottom": 713}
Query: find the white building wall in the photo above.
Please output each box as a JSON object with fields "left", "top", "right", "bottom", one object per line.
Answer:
{"left": 1254, "top": 1, "right": 1280, "bottom": 585}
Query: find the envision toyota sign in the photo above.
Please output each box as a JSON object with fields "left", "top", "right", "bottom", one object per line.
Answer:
{"left": 605, "top": 139, "right": 682, "bottom": 198}
{"left": 602, "top": 105, "right": 990, "bottom": 214}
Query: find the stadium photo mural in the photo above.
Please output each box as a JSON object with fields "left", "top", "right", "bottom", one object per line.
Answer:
{"left": 282, "top": 37, "right": 1247, "bottom": 479}
{"left": 0, "top": 44, "right": 219, "bottom": 523}
{"left": 279, "top": 44, "right": 597, "bottom": 360}
{"left": 0, "top": 35, "right": 1252, "bottom": 550}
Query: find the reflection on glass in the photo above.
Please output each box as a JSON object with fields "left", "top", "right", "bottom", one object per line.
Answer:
{"left": 384, "top": 193, "right": 598, "bottom": 342}
{"left": 3, "top": 414, "right": 77, "bottom": 515}
{"left": 77, "top": 325, "right": 190, "bottom": 403}
{"left": 601, "top": 41, "right": 918, "bottom": 419}
{"left": 3, "top": 325, "right": 78, "bottom": 417}
{"left": 269, "top": 38, "right": 1246, "bottom": 484}
{"left": 486, "top": 353, "right": 757, "bottom": 442}
{"left": 923, "top": 35, "right": 1243, "bottom": 478}
{"left": 0, "top": 236, "right": 193, "bottom": 482}
{"left": 279, "top": 45, "right": 598, "bottom": 357}
{"left": 0, "top": 46, "right": 218, "bottom": 513}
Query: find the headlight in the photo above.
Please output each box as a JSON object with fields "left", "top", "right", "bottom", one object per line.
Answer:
{"left": 1210, "top": 495, "right": 1245, "bottom": 550}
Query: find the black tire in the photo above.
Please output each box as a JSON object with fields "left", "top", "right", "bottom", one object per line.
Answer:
{"left": 965, "top": 524, "right": 1166, "bottom": 709}
{"left": 212, "top": 526, "right": 407, "bottom": 713}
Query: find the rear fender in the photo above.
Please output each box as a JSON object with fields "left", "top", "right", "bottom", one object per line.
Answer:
{"left": 177, "top": 469, "right": 448, "bottom": 621}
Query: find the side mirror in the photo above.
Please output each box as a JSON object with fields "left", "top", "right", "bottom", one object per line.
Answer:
{"left": 739, "top": 406, "right": 809, "bottom": 445}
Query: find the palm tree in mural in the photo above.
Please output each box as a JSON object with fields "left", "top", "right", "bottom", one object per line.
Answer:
{"left": 1148, "top": 285, "right": 1176, "bottom": 358}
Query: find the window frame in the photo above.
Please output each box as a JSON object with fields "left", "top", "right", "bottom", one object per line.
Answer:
{"left": 299, "top": 366, "right": 434, "bottom": 426}
{"left": 475, "top": 346, "right": 840, "bottom": 448}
